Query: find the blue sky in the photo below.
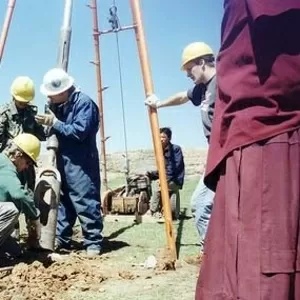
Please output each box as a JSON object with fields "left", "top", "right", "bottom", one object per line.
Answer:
{"left": 0, "top": 0, "right": 223, "bottom": 153}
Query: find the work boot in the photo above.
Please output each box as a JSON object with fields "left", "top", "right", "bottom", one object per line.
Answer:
{"left": 153, "top": 212, "right": 163, "bottom": 219}
{"left": 86, "top": 247, "right": 101, "bottom": 257}
{"left": 55, "top": 242, "right": 72, "bottom": 254}
{"left": 145, "top": 209, "right": 154, "bottom": 216}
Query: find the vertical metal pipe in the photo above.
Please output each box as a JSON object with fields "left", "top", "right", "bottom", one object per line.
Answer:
{"left": 130, "top": 0, "right": 177, "bottom": 260}
{"left": 57, "top": 0, "right": 73, "bottom": 70}
{"left": 36, "top": 0, "right": 74, "bottom": 251}
{"left": 89, "top": 0, "right": 108, "bottom": 191}
{"left": 0, "top": 0, "right": 16, "bottom": 64}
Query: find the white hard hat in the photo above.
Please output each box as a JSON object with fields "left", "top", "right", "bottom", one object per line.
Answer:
{"left": 40, "top": 68, "right": 74, "bottom": 96}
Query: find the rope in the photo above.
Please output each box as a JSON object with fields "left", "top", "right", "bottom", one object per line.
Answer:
{"left": 108, "top": 1, "right": 130, "bottom": 177}
{"left": 115, "top": 31, "right": 130, "bottom": 176}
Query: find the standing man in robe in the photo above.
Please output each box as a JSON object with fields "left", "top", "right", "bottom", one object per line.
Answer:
{"left": 196, "top": 1, "right": 300, "bottom": 299}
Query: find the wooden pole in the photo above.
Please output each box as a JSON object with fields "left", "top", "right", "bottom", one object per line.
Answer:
{"left": 129, "top": 0, "right": 177, "bottom": 260}
{"left": 0, "top": 0, "right": 16, "bottom": 64}
{"left": 89, "top": 0, "right": 109, "bottom": 191}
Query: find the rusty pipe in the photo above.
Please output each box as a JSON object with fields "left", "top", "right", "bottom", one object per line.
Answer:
{"left": 89, "top": 0, "right": 108, "bottom": 191}
{"left": 130, "top": 0, "right": 177, "bottom": 261}
{"left": 0, "top": 0, "right": 16, "bottom": 64}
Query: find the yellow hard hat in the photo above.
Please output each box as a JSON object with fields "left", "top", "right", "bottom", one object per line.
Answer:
{"left": 10, "top": 76, "right": 35, "bottom": 103}
{"left": 12, "top": 133, "right": 41, "bottom": 165}
{"left": 181, "top": 42, "right": 214, "bottom": 71}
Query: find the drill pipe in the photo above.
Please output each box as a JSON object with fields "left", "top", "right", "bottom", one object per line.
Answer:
{"left": 34, "top": 0, "right": 73, "bottom": 251}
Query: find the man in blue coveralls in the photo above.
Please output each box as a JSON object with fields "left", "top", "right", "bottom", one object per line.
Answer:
{"left": 35, "top": 68, "right": 103, "bottom": 256}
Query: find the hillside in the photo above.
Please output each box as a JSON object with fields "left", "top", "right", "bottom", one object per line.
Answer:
{"left": 38, "top": 147, "right": 208, "bottom": 181}
{"left": 105, "top": 148, "right": 208, "bottom": 178}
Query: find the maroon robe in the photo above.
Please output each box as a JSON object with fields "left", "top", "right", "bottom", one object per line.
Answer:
{"left": 196, "top": 1, "right": 300, "bottom": 299}
{"left": 205, "top": 0, "right": 300, "bottom": 190}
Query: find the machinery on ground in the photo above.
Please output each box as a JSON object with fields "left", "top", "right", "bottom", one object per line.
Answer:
{"left": 102, "top": 174, "right": 181, "bottom": 220}
{"left": 102, "top": 174, "right": 151, "bottom": 216}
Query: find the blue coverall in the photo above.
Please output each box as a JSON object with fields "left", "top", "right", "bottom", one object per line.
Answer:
{"left": 51, "top": 88, "right": 103, "bottom": 251}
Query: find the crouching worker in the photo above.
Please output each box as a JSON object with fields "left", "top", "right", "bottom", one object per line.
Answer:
{"left": 146, "top": 127, "right": 185, "bottom": 220}
{"left": 0, "top": 133, "right": 42, "bottom": 257}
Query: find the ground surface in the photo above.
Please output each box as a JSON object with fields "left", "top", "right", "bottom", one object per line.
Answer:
{"left": 0, "top": 149, "right": 206, "bottom": 300}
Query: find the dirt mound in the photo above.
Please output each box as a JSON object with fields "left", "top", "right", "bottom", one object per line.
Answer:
{"left": 155, "top": 248, "right": 176, "bottom": 271}
{"left": 0, "top": 254, "right": 106, "bottom": 300}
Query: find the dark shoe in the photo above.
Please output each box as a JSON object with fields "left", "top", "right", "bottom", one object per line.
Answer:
{"left": 0, "top": 236, "right": 22, "bottom": 258}
{"left": 55, "top": 243, "right": 72, "bottom": 254}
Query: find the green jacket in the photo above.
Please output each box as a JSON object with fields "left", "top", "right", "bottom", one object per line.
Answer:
{"left": 0, "top": 101, "right": 46, "bottom": 151}
{"left": 0, "top": 153, "right": 40, "bottom": 220}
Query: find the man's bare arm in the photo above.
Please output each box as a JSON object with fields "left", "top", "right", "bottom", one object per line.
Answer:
{"left": 157, "top": 91, "right": 189, "bottom": 108}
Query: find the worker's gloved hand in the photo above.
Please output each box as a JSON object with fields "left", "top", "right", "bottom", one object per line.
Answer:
{"left": 26, "top": 218, "right": 42, "bottom": 250}
{"left": 144, "top": 94, "right": 160, "bottom": 108}
{"left": 35, "top": 109, "right": 57, "bottom": 127}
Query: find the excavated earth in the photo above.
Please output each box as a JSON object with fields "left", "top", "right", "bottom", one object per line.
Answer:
{"left": 0, "top": 252, "right": 108, "bottom": 300}
{"left": 0, "top": 246, "right": 189, "bottom": 300}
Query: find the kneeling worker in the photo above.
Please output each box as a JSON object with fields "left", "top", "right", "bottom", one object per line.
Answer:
{"left": 0, "top": 133, "right": 41, "bottom": 254}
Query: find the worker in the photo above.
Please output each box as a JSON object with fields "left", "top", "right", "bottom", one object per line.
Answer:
{"left": 0, "top": 133, "right": 41, "bottom": 257}
{"left": 0, "top": 76, "right": 47, "bottom": 174}
{"left": 0, "top": 76, "right": 46, "bottom": 239}
{"left": 145, "top": 42, "right": 216, "bottom": 248}
{"left": 196, "top": 1, "right": 300, "bottom": 299}
{"left": 35, "top": 68, "right": 103, "bottom": 256}
{"left": 146, "top": 127, "right": 185, "bottom": 220}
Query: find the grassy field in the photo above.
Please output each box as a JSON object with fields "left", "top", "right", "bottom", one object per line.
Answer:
{"left": 102, "top": 175, "right": 200, "bottom": 260}
{"left": 1, "top": 175, "right": 201, "bottom": 300}
{"left": 65, "top": 175, "right": 201, "bottom": 300}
